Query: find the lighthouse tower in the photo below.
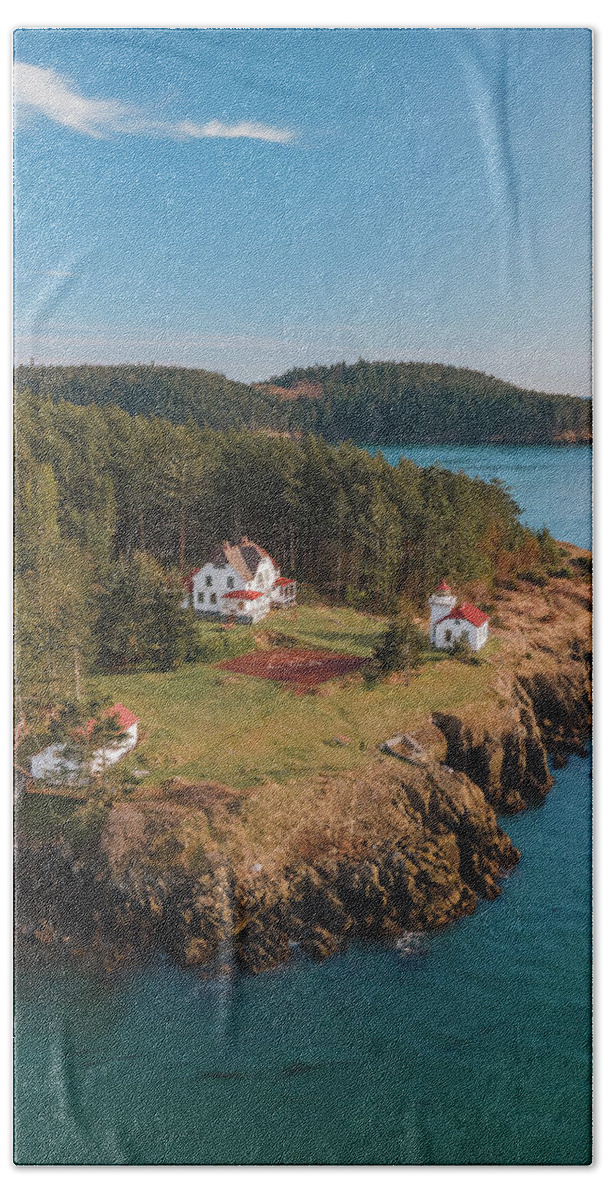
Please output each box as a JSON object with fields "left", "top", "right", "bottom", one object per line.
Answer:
{"left": 429, "top": 580, "right": 457, "bottom": 645}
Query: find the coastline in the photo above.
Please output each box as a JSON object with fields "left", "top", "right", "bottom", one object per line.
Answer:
{"left": 15, "top": 551, "right": 591, "bottom": 978}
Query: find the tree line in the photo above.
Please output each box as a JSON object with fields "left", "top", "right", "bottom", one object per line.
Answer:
{"left": 14, "top": 359, "right": 591, "bottom": 445}
{"left": 269, "top": 358, "right": 591, "bottom": 444}
{"left": 15, "top": 388, "right": 554, "bottom": 722}
{"left": 14, "top": 363, "right": 288, "bottom": 433}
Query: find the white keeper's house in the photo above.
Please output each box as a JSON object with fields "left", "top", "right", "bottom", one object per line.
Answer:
{"left": 429, "top": 580, "right": 489, "bottom": 652}
{"left": 183, "top": 537, "right": 297, "bottom": 624}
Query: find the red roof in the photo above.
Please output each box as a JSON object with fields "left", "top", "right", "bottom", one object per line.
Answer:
{"left": 437, "top": 602, "right": 488, "bottom": 629}
{"left": 436, "top": 579, "right": 452, "bottom": 593}
{"left": 82, "top": 703, "right": 139, "bottom": 736}
{"left": 182, "top": 568, "right": 199, "bottom": 594}
{"left": 222, "top": 589, "right": 265, "bottom": 601}
{"left": 274, "top": 577, "right": 295, "bottom": 586}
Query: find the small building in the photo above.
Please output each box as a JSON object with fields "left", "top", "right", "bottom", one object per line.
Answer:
{"left": 183, "top": 537, "right": 296, "bottom": 622}
{"left": 220, "top": 589, "right": 270, "bottom": 624}
{"left": 429, "top": 581, "right": 489, "bottom": 652}
{"left": 30, "top": 703, "right": 139, "bottom": 783}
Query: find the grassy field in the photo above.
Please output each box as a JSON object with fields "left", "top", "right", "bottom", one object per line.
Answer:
{"left": 92, "top": 605, "right": 497, "bottom": 790}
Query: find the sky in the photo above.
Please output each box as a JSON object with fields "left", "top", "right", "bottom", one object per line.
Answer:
{"left": 13, "top": 27, "right": 592, "bottom": 394}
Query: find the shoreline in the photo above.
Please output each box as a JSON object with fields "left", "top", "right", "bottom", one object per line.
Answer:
{"left": 15, "top": 555, "right": 591, "bottom": 978}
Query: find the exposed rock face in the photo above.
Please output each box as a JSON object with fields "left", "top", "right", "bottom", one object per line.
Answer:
{"left": 16, "top": 752, "right": 521, "bottom": 975}
{"left": 15, "top": 559, "right": 591, "bottom": 977}
{"left": 521, "top": 669, "right": 592, "bottom": 767}
{"left": 433, "top": 663, "right": 590, "bottom": 814}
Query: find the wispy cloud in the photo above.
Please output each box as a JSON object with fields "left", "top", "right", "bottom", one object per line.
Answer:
{"left": 14, "top": 61, "right": 294, "bottom": 144}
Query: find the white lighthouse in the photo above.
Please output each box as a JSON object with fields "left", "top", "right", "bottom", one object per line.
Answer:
{"left": 428, "top": 579, "right": 457, "bottom": 644}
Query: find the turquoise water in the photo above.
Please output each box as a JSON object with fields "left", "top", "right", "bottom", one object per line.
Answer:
{"left": 13, "top": 756, "right": 592, "bottom": 1165}
{"left": 14, "top": 444, "right": 592, "bottom": 1164}
{"left": 367, "top": 443, "right": 592, "bottom": 549}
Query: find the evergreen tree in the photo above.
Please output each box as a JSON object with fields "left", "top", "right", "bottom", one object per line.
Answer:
{"left": 14, "top": 459, "right": 96, "bottom": 719}
{"left": 370, "top": 612, "right": 427, "bottom": 682}
{"left": 94, "top": 552, "right": 199, "bottom": 671}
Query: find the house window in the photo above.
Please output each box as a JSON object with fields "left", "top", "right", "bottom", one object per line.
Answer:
{"left": 205, "top": 575, "right": 212, "bottom": 587}
{"left": 197, "top": 591, "right": 205, "bottom": 605}
{"left": 210, "top": 593, "right": 217, "bottom": 606}
{"left": 445, "top": 629, "right": 452, "bottom": 642}
{"left": 238, "top": 601, "right": 244, "bottom": 611}
{"left": 227, "top": 576, "right": 234, "bottom": 589}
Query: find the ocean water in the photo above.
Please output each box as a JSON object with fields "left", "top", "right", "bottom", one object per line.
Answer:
{"left": 13, "top": 755, "right": 592, "bottom": 1165}
{"left": 14, "top": 444, "right": 592, "bottom": 1164}
{"left": 367, "top": 443, "right": 592, "bottom": 550}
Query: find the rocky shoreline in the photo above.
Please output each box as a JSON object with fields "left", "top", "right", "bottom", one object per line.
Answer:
{"left": 15, "top": 653, "right": 590, "bottom": 977}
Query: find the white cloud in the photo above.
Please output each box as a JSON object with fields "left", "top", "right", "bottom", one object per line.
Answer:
{"left": 13, "top": 62, "right": 294, "bottom": 144}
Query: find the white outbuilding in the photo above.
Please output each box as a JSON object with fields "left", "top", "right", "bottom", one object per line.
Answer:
{"left": 30, "top": 704, "right": 139, "bottom": 784}
{"left": 429, "top": 581, "right": 489, "bottom": 652}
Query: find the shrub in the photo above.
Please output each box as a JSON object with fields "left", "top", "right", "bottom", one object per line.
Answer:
{"left": 517, "top": 569, "right": 548, "bottom": 587}
{"left": 447, "top": 633, "right": 473, "bottom": 660}
{"left": 345, "top": 585, "right": 369, "bottom": 609}
{"left": 370, "top": 615, "right": 427, "bottom": 682}
{"left": 63, "top": 799, "right": 110, "bottom": 850}
{"left": 573, "top": 555, "right": 592, "bottom": 578}
{"left": 297, "top": 583, "right": 322, "bottom": 604}
{"left": 548, "top": 565, "right": 574, "bottom": 580}
{"left": 537, "top": 526, "right": 561, "bottom": 569}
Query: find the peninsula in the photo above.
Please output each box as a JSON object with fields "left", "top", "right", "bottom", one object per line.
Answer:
{"left": 16, "top": 546, "right": 590, "bottom": 976}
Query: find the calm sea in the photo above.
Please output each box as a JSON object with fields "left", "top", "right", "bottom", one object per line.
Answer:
{"left": 368, "top": 443, "right": 592, "bottom": 550}
{"left": 14, "top": 444, "right": 592, "bottom": 1165}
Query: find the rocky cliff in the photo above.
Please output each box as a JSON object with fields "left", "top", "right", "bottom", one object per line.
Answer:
{"left": 15, "top": 556, "right": 591, "bottom": 976}
{"left": 15, "top": 667, "right": 589, "bottom": 976}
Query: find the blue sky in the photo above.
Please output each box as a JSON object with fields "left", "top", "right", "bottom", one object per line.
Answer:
{"left": 14, "top": 28, "right": 591, "bottom": 393}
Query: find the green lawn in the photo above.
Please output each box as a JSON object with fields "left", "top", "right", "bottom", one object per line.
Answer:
{"left": 92, "top": 605, "right": 497, "bottom": 790}
{"left": 194, "top": 602, "right": 387, "bottom": 662}
{"left": 265, "top": 603, "right": 386, "bottom": 656}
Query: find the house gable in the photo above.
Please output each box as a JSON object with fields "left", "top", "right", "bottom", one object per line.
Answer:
{"left": 186, "top": 537, "right": 288, "bottom": 619}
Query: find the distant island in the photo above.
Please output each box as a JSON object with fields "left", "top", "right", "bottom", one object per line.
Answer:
{"left": 14, "top": 359, "right": 591, "bottom": 445}
{"left": 261, "top": 360, "right": 591, "bottom": 444}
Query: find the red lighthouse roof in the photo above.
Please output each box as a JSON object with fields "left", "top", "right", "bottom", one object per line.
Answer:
{"left": 436, "top": 579, "right": 452, "bottom": 593}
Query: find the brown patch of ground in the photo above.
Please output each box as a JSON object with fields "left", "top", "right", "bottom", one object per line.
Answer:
{"left": 254, "top": 381, "right": 324, "bottom": 401}
{"left": 136, "top": 776, "right": 244, "bottom": 812}
{"left": 216, "top": 648, "right": 367, "bottom": 692}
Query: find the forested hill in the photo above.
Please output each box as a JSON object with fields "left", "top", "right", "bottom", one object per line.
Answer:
{"left": 14, "top": 360, "right": 591, "bottom": 444}
{"left": 16, "top": 386, "right": 563, "bottom": 719}
{"left": 13, "top": 363, "right": 287, "bottom": 433}
{"left": 264, "top": 360, "right": 591, "bottom": 444}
